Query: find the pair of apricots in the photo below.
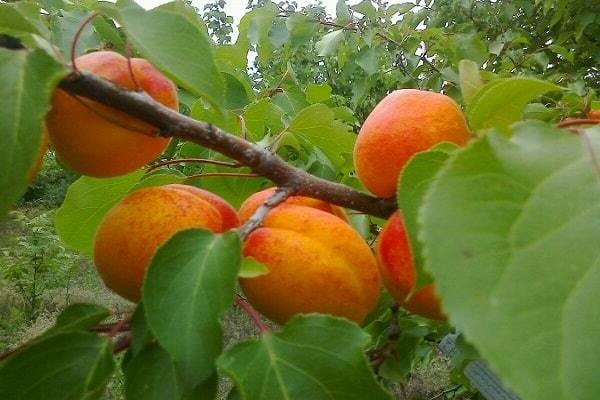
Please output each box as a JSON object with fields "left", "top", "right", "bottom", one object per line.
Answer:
{"left": 44, "top": 50, "right": 476, "bottom": 323}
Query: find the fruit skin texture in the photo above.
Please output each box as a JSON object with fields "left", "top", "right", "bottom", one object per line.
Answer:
{"left": 238, "top": 187, "right": 347, "bottom": 223}
{"left": 94, "top": 185, "right": 238, "bottom": 302}
{"left": 240, "top": 204, "right": 381, "bottom": 324}
{"left": 354, "top": 89, "right": 470, "bottom": 198}
{"left": 587, "top": 110, "right": 600, "bottom": 120}
{"left": 27, "top": 127, "right": 48, "bottom": 184}
{"left": 376, "top": 212, "right": 444, "bottom": 320}
{"left": 47, "top": 51, "right": 178, "bottom": 178}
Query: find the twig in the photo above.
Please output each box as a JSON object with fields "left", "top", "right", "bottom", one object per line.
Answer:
{"left": 146, "top": 158, "right": 241, "bottom": 172}
{"left": 124, "top": 40, "right": 141, "bottom": 91}
{"left": 427, "top": 385, "right": 462, "bottom": 400}
{"left": 112, "top": 332, "right": 131, "bottom": 354}
{"left": 235, "top": 295, "right": 269, "bottom": 334}
{"left": 557, "top": 118, "right": 600, "bottom": 128}
{"left": 59, "top": 72, "right": 397, "bottom": 218}
{"left": 90, "top": 321, "right": 131, "bottom": 334}
{"left": 238, "top": 186, "right": 296, "bottom": 239}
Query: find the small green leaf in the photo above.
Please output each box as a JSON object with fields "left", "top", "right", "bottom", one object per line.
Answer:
{"left": 458, "top": 59, "right": 483, "bottom": 104}
{"left": 55, "top": 170, "right": 144, "bottom": 256}
{"left": 247, "top": 3, "right": 278, "bottom": 65}
{"left": 218, "top": 314, "right": 393, "bottom": 400}
{"left": 356, "top": 46, "right": 379, "bottom": 75}
{"left": 420, "top": 122, "right": 600, "bottom": 400}
{"left": 468, "top": 77, "right": 562, "bottom": 133}
{"left": 143, "top": 229, "right": 241, "bottom": 392}
{"left": 336, "top": 0, "right": 352, "bottom": 24}
{"left": 117, "top": 0, "right": 225, "bottom": 107}
{"left": 243, "top": 99, "right": 285, "bottom": 141}
{"left": 239, "top": 256, "right": 269, "bottom": 278}
{"left": 453, "top": 32, "right": 488, "bottom": 65}
{"left": 352, "top": 0, "right": 377, "bottom": 19}
{"left": 0, "top": 332, "right": 115, "bottom": 400}
{"left": 315, "top": 29, "right": 344, "bottom": 56}
{"left": 397, "top": 143, "right": 458, "bottom": 290}
{"left": 288, "top": 104, "right": 356, "bottom": 168}
{"left": 50, "top": 11, "right": 101, "bottom": 58}
{"left": 0, "top": 48, "right": 66, "bottom": 219}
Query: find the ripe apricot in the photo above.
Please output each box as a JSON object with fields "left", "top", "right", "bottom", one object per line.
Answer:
{"left": 47, "top": 51, "right": 178, "bottom": 178}
{"left": 238, "top": 187, "right": 347, "bottom": 223}
{"left": 94, "top": 185, "right": 238, "bottom": 302}
{"left": 587, "top": 110, "right": 600, "bottom": 120}
{"left": 27, "top": 127, "right": 48, "bottom": 184}
{"left": 240, "top": 204, "right": 381, "bottom": 324}
{"left": 354, "top": 89, "right": 470, "bottom": 198}
{"left": 376, "top": 212, "right": 444, "bottom": 320}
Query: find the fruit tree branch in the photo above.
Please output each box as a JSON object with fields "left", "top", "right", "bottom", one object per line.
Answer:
{"left": 59, "top": 72, "right": 397, "bottom": 218}
{"left": 235, "top": 295, "right": 269, "bottom": 334}
{"left": 238, "top": 186, "right": 296, "bottom": 239}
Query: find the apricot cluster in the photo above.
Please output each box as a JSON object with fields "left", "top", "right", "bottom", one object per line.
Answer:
{"left": 93, "top": 185, "right": 381, "bottom": 325}
{"left": 354, "top": 89, "right": 472, "bottom": 320}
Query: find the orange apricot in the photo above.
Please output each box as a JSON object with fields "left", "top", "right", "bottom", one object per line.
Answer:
{"left": 376, "top": 212, "right": 444, "bottom": 320}
{"left": 47, "top": 51, "right": 178, "bottom": 178}
{"left": 94, "top": 185, "right": 238, "bottom": 302}
{"left": 587, "top": 110, "right": 600, "bottom": 120}
{"left": 240, "top": 204, "right": 380, "bottom": 324}
{"left": 238, "top": 187, "right": 347, "bottom": 223}
{"left": 354, "top": 89, "right": 470, "bottom": 198}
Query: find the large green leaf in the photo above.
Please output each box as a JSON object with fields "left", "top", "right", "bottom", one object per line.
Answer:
{"left": 467, "top": 77, "right": 561, "bottom": 133}
{"left": 315, "top": 29, "right": 344, "bottom": 56}
{"left": 246, "top": 3, "right": 278, "bottom": 65}
{"left": 50, "top": 11, "right": 102, "bottom": 58}
{"left": 0, "top": 48, "right": 65, "bottom": 219}
{"left": 142, "top": 229, "right": 241, "bottom": 393}
{"left": 397, "top": 143, "right": 458, "bottom": 290}
{"left": 125, "top": 343, "right": 181, "bottom": 400}
{"left": 288, "top": 104, "right": 355, "bottom": 168}
{"left": 117, "top": 0, "right": 225, "bottom": 107}
{"left": 0, "top": 1, "right": 49, "bottom": 40}
{"left": 55, "top": 170, "right": 144, "bottom": 256}
{"left": 51, "top": 303, "right": 110, "bottom": 333}
{"left": 218, "top": 314, "right": 392, "bottom": 400}
{"left": 0, "top": 332, "right": 114, "bottom": 400}
{"left": 420, "top": 122, "right": 600, "bottom": 400}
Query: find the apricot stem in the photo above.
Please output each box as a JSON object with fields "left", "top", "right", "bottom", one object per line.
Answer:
{"left": 557, "top": 118, "right": 600, "bottom": 128}
{"left": 59, "top": 72, "right": 397, "bottom": 218}
{"left": 146, "top": 158, "right": 241, "bottom": 172}
{"left": 124, "top": 40, "right": 142, "bottom": 91}
{"left": 235, "top": 295, "right": 269, "bottom": 334}
{"left": 70, "top": 12, "right": 100, "bottom": 73}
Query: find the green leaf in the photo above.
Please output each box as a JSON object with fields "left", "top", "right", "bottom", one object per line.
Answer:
{"left": 192, "top": 98, "right": 240, "bottom": 134}
{"left": 315, "top": 29, "right": 344, "bottom": 56}
{"left": 356, "top": 46, "right": 379, "bottom": 75}
{"left": 50, "top": 11, "right": 101, "bottom": 58}
{"left": 243, "top": 99, "right": 285, "bottom": 141}
{"left": 397, "top": 143, "right": 458, "bottom": 290}
{"left": 272, "top": 90, "right": 309, "bottom": 117}
{"left": 247, "top": 3, "right": 278, "bottom": 65}
{"left": 306, "top": 83, "right": 332, "bottom": 103}
{"left": 55, "top": 170, "right": 144, "bottom": 256}
{"left": 453, "top": 33, "right": 488, "bottom": 65}
{"left": 420, "top": 122, "right": 600, "bottom": 400}
{"left": 352, "top": 0, "right": 377, "bottom": 19}
{"left": 132, "top": 170, "right": 185, "bottom": 190}
{"left": 336, "top": 0, "right": 352, "bottom": 24}
{"left": 239, "top": 256, "right": 269, "bottom": 278}
{"left": 458, "top": 59, "right": 483, "bottom": 105}
{"left": 0, "top": 332, "right": 115, "bottom": 400}
{"left": 223, "top": 72, "right": 252, "bottom": 110}
{"left": 125, "top": 343, "right": 181, "bottom": 400}
{"left": 92, "top": 16, "right": 125, "bottom": 51}
{"left": 218, "top": 314, "right": 393, "bottom": 400}
{"left": 117, "top": 0, "right": 225, "bottom": 107}
{"left": 0, "top": 48, "right": 66, "bottom": 219}
{"left": 288, "top": 104, "right": 356, "bottom": 168}
{"left": 143, "top": 229, "right": 241, "bottom": 392}
{"left": 467, "top": 77, "right": 562, "bottom": 133}
{"left": 51, "top": 303, "right": 110, "bottom": 333}
{"left": 286, "top": 14, "right": 318, "bottom": 48}
{"left": 0, "top": 2, "right": 49, "bottom": 40}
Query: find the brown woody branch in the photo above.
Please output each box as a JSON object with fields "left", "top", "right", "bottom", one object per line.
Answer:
{"left": 59, "top": 72, "right": 397, "bottom": 218}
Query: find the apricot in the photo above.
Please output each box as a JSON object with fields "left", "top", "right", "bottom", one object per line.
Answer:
{"left": 94, "top": 184, "right": 238, "bottom": 302}
{"left": 238, "top": 187, "right": 347, "bottom": 223}
{"left": 240, "top": 204, "right": 381, "bottom": 324}
{"left": 587, "top": 110, "right": 600, "bottom": 120}
{"left": 47, "top": 51, "right": 178, "bottom": 178}
{"left": 27, "top": 127, "right": 48, "bottom": 184}
{"left": 376, "top": 212, "right": 444, "bottom": 320}
{"left": 354, "top": 89, "right": 470, "bottom": 198}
